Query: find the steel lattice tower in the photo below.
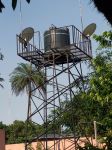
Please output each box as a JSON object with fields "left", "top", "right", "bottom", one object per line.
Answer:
{"left": 17, "top": 25, "right": 92, "bottom": 150}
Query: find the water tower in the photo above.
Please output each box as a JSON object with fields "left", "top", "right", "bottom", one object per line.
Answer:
{"left": 16, "top": 24, "right": 93, "bottom": 150}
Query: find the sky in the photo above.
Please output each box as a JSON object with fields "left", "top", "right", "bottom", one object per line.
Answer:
{"left": 0, "top": 0, "right": 111, "bottom": 125}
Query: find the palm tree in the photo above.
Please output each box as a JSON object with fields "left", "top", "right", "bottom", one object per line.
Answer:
{"left": 10, "top": 63, "right": 44, "bottom": 119}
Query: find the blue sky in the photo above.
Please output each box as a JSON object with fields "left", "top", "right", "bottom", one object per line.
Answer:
{"left": 0, "top": 0, "right": 111, "bottom": 125}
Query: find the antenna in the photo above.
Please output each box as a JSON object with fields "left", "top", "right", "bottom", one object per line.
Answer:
{"left": 19, "top": 0, "right": 23, "bottom": 32}
{"left": 83, "top": 23, "right": 96, "bottom": 37}
{"left": 78, "top": 0, "right": 84, "bottom": 31}
{"left": 19, "top": 27, "right": 34, "bottom": 43}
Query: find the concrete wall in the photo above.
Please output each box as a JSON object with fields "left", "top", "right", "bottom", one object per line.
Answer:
{"left": 6, "top": 137, "right": 103, "bottom": 150}
{"left": 0, "top": 129, "right": 5, "bottom": 150}
{"left": 6, "top": 143, "right": 25, "bottom": 150}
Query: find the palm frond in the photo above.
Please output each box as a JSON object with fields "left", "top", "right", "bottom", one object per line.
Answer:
{"left": 10, "top": 63, "right": 44, "bottom": 96}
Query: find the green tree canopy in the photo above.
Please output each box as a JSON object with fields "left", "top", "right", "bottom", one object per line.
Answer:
{"left": 0, "top": 120, "right": 43, "bottom": 144}
{"left": 93, "top": 31, "right": 112, "bottom": 49}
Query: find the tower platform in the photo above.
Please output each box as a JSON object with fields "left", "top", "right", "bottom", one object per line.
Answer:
{"left": 17, "top": 39, "right": 92, "bottom": 67}
{"left": 17, "top": 25, "right": 92, "bottom": 67}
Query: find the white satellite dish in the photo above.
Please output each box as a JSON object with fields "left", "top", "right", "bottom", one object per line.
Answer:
{"left": 83, "top": 23, "right": 96, "bottom": 37}
{"left": 19, "top": 27, "right": 34, "bottom": 43}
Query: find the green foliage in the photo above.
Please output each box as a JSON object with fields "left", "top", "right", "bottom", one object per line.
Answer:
{"left": 48, "top": 31, "right": 112, "bottom": 149}
{"left": 12, "top": 0, "right": 17, "bottom": 10}
{"left": 88, "top": 51, "right": 112, "bottom": 144}
{"left": 104, "top": 135, "right": 112, "bottom": 150}
{"left": 89, "top": 51, "right": 112, "bottom": 104}
{"left": 48, "top": 93, "right": 101, "bottom": 136}
{"left": 0, "top": 120, "right": 43, "bottom": 144}
{"left": 93, "top": 31, "right": 112, "bottom": 50}
{"left": 0, "top": 122, "right": 7, "bottom": 129}
{"left": 0, "top": 0, "right": 31, "bottom": 12}
{"left": 91, "top": 0, "right": 112, "bottom": 26}
{"left": 26, "top": 0, "right": 31, "bottom": 3}
{"left": 10, "top": 63, "right": 44, "bottom": 96}
{"left": 10, "top": 63, "right": 44, "bottom": 121}
{"left": 0, "top": 0, "right": 5, "bottom": 12}
{"left": 79, "top": 142, "right": 102, "bottom": 150}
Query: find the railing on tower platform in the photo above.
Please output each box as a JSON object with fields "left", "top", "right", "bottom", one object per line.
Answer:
{"left": 17, "top": 25, "right": 92, "bottom": 66}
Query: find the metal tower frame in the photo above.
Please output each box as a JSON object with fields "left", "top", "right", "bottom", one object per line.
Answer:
{"left": 16, "top": 25, "right": 92, "bottom": 150}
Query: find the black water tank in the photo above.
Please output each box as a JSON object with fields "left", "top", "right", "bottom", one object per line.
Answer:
{"left": 44, "top": 27, "right": 70, "bottom": 51}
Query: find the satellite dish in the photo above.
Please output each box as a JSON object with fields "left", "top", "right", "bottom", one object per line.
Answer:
{"left": 83, "top": 23, "right": 96, "bottom": 37}
{"left": 19, "top": 27, "right": 34, "bottom": 43}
